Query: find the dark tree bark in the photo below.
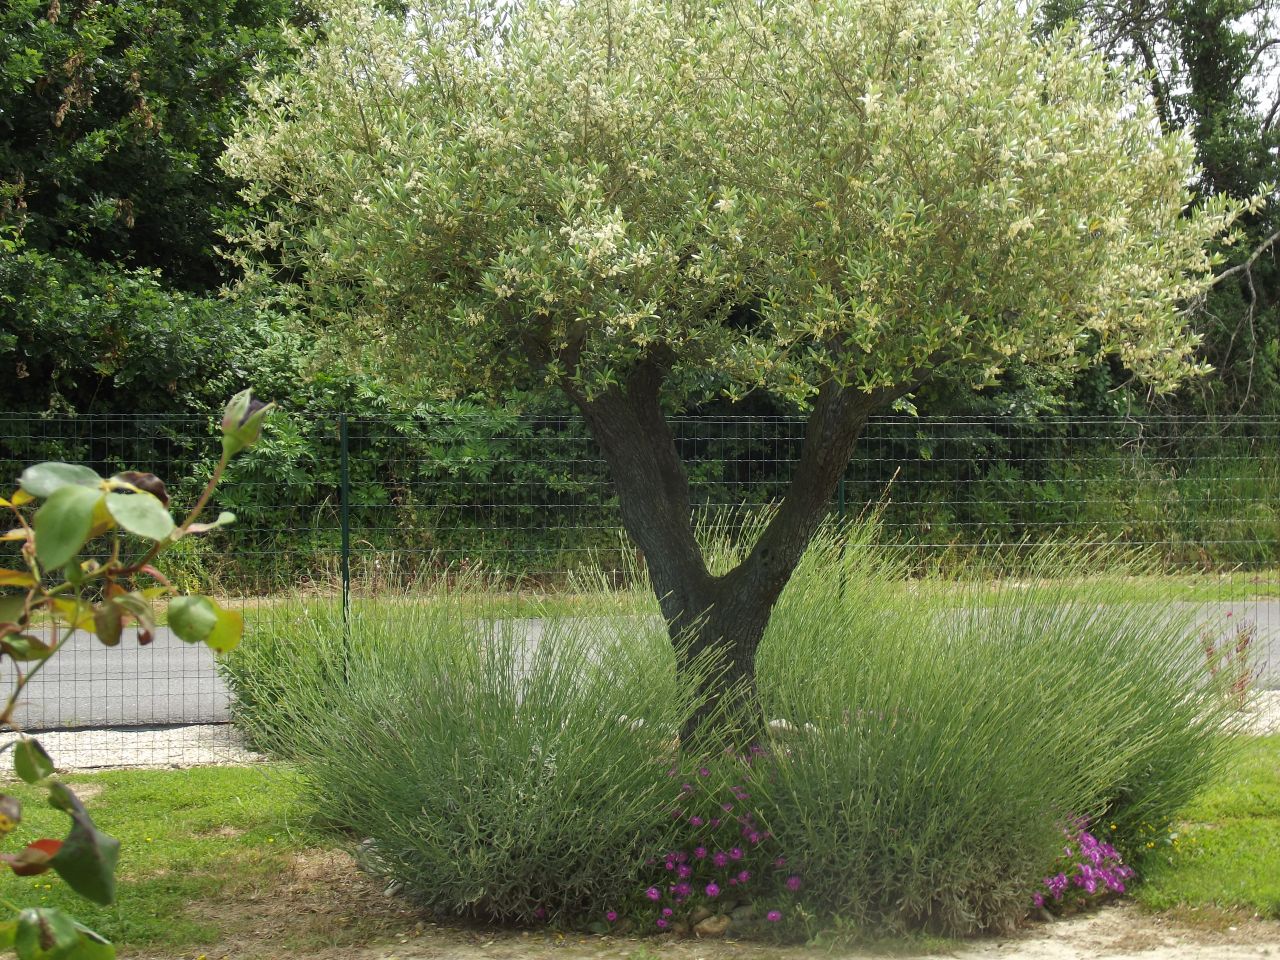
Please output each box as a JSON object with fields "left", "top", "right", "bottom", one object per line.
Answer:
{"left": 570, "top": 354, "right": 908, "bottom": 746}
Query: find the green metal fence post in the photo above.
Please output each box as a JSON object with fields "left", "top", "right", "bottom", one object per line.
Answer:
{"left": 339, "top": 413, "right": 352, "bottom": 676}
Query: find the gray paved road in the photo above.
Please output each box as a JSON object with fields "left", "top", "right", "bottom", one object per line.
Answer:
{"left": 8, "top": 627, "right": 226, "bottom": 730}
{"left": 8, "top": 600, "right": 1280, "bottom": 730}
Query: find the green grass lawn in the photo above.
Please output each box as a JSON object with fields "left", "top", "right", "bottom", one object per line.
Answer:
{"left": 0, "top": 765, "right": 414, "bottom": 956}
{"left": 230, "top": 568, "right": 1280, "bottom": 634}
{"left": 1136, "top": 734, "right": 1280, "bottom": 917}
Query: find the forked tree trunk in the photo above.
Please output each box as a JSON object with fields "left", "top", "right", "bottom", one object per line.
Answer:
{"left": 572, "top": 358, "right": 895, "bottom": 747}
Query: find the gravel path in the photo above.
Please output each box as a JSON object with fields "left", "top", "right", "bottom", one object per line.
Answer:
{"left": 34, "top": 723, "right": 264, "bottom": 771}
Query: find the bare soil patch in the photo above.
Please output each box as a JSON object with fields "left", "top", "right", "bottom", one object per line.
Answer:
{"left": 126, "top": 849, "right": 418, "bottom": 960}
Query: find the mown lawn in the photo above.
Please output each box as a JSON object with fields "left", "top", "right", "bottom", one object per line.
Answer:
{"left": 1136, "top": 734, "right": 1280, "bottom": 917}
{"left": 0, "top": 765, "right": 415, "bottom": 956}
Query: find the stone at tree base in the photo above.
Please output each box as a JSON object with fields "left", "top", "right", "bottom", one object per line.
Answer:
{"left": 693, "top": 914, "right": 731, "bottom": 937}
{"left": 688, "top": 906, "right": 713, "bottom": 924}
{"left": 672, "top": 922, "right": 690, "bottom": 936}
{"left": 731, "top": 903, "right": 757, "bottom": 922}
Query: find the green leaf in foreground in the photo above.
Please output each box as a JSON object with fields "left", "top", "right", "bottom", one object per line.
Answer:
{"left": 15, "top": 906, "right": 77, "bottom": 958}
{"left": 14, "top": 740, "right": 54, "bottom": 785}
{"left": 18, "top": 464, "right": 102, "bottom": 501}
{"left": 205, "top": 604, "right": 243, "bottom": 654}
{"left": 92, "top": 605, "right": 122, "bottom": 648}
{"left": 12, "top": 908, "right": 113, "bottom": 960}
{"left": 33, "top": 487, "right": 103, "bottom": 571}
{"left": 169, "top": 595, "right": 242, "bottom": 652}
{"left": 104, "top": 492, "right": 174, "bottom": 542}
{"left": 185, "top": 511, "right": 236, "bottom": 535}
{"left": 0, "top": 595, "right": 26, "bottom": 628}
{"left": 1, "top": 636, "right": 54, "bottom": 662}
{"left": 67, "top": 924, "right": 114, "bottom": 960}
{"left": 168, "top": 595, "right": 217, "bottom": 645}
{"left": 47, "top": 783, "right": 120, "bottom": 907}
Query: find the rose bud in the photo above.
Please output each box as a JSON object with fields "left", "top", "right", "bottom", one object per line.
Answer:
{"left": 221, "top": 389, "right": 274, "bottom": 457}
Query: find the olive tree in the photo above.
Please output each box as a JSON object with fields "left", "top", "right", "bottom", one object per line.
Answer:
{"left": 222, "top": 0, "right": 1248, "bottom": 738}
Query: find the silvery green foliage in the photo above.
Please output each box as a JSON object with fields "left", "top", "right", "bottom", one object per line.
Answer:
{"left": 223, "top": 0, "right": 1254, "bottom": 406}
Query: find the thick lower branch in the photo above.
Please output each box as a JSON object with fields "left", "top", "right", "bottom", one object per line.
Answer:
{"left": 570, "top": 358, "right": 713, "bottom": 631}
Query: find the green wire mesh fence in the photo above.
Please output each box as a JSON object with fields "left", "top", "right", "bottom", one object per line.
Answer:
{"left": 2, "top": 412, "right": 1278, "bottom": 765}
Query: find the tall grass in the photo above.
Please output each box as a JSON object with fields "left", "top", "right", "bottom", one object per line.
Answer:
{"left": 751, "top": 526, "right": 1242, "bottom": 934}
{"left": 224, "top": 520, "right": 1241, "bottom": 936}
{"left": 223, "top": 592, "right": 720, "bottom": 922}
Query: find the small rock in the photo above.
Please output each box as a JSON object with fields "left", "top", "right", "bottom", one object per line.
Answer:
{"left": 672, "top": 922, "right": 690, "bottom": 936}
{"left": 731, "top": 903, "right": 757, "bottom": 922}
{"left": 689, "top": 906, "right": 713, "bottom": 924}
{"left": 694, "top": 914, "right": 731, "bottom": 938}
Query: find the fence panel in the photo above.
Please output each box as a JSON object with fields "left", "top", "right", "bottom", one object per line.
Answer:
{"left": 1, "top": 412, "right": 1276, "bottom": 766}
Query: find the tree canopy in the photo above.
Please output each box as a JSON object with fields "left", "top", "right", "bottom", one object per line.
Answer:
{"left": 225, "top": 0, "right": 1247, "bottom": 411}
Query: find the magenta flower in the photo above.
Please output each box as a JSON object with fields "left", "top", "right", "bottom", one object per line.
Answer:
{"left": 785, "top": 875, "right": 802, "bottom": 891}
{"left": 656, "top": 918, "right": 669, "bottom": 929}
{"left": 662, "top": 907, "right": 673, "bottom": 917}
{"left": 677, "top": 864, "right": 693, "bottom": 879}
{"left": 674, "top": 882, "right": 692, "bottom": 897}
{"left": 712, "top": 851, "right": 730, "bottom": 868}
{"left": 606, "top": 910, "right": 618, "bottom": 922}
{"left": 737, "top": 870, "right": 751, "bottom": 884}
{"left": 766, "top": 910, "right": 782, "bottom": 922}
{"left": 705, "top": 882, "right": 721, "bottom": 898}
{"left": 729, "top": 847, "right": 743, "bottom": 861}
{"left": 699, "top": 766, "right": 711, "bottom": 777}
{"left": 693, "top": 846, "right": 707, "bottom": 859}
{"left": 774, "top": 856, "right": 786, "bottom": 868}
{"left": 533, "top": 906, "right": 546, "bottom": 919}
{"left": 689, "top": 816, "right": 704, "bottom": 827}
{"left": 645, "top": 886, "right": 661, "bottom": 901}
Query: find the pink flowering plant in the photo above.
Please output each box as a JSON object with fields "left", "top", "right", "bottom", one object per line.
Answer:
{"left": 1032, "top": 820, "right": 1134, "bottom": 914}
{"left": 625, "top": 750, "right": 799, "bottom": 933}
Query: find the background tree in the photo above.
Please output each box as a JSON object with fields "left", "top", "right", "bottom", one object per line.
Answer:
{"left": 225, "top": 0, "right": 1246, "bottom": 738}
{"left": 1039, "top": 0, "right": 1280, "bottom": 414}
{"left": 0, "top": 0, "right": 303, "bottom": 414}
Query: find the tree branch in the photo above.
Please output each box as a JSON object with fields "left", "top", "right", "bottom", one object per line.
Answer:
{"left": 1213, "top": 227, "right": 1280, "bottom": 285}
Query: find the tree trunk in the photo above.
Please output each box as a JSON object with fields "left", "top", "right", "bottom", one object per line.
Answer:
{"left": 572, "top": 361, "right": 893, "bottom": 746}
